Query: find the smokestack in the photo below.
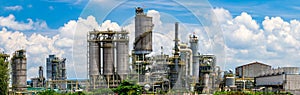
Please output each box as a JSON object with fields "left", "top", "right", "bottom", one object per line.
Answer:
{"left": 174, "top": 22, "right": 179, "bottom": 55}
{"left": 175, "top": 22, "right": 178, "bottom": 41}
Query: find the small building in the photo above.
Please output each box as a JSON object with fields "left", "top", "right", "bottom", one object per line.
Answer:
{"left": 235, "top": 62, "right": 271, "bottom": 91}
{"left": 236, "top": 62, "right": 271, "bottom": 78}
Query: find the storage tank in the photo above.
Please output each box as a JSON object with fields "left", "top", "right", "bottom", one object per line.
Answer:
{"left": 89, "top": 42, "right": 100, "bottom": 76}
{"left": 117, "top": 35, "right": 129, "bottom": 80}
{"left": 103, "top": 42, "right": 114, "bottom": 75}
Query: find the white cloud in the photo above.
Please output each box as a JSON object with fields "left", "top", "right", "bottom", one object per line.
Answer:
{"left": 213, "top": 8, "right": 232, "bottom": 24}
{"left": 4, "top": 5, "right": 23, "bottom": 11}
{"left": 0, "top": 14, "right": 48, "bottom": 31}
{"left": 0, "top": 28, "right": 64, "bottom": 80}
{"left": 55, "top": 38, "right": 73, "bottom": 48}
{"left": 214, "top": 8, "right": 300, "bottom": 69}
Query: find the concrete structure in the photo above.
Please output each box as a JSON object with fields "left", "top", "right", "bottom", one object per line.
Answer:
{"left": 46, "top": 55, "right": 67, "bottom": 89}
{"left": 236, "top": 62, "right": 271, "bottom": 78}
{"left": 11, "top": 49, "right": 27, "bottom": 92}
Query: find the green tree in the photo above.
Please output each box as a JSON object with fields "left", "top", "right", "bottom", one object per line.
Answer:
{"left": 0, "top": 57, "right": 9, "bottom": 95}
{"left": 112, "top": 80, "right": 142, "bottom": 95}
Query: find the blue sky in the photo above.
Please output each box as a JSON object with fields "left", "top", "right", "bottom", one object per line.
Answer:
{"left": 210, "top": 0, "right": 300, "bottom": 23}
{"left": 1, "top": 0, "right": 300, "bottom": 29}
{"left": 1, "top": 0, "right": 300, "bottom": 79}
{"left": 0, "top": 0, "right": 86, "bottom": 29}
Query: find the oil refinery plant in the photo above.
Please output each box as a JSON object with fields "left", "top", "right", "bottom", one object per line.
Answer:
{"left": 86, "top": 7, "right": 221, "bottom": 94}
{"left": 2, "top": 7, "right": 300, "bottom": 95}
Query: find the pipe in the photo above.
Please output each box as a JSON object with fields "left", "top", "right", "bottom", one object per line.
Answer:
{"left": 179, "top": 48, "right": 193, "bottom": 76}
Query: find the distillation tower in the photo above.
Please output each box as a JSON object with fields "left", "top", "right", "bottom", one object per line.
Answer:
{"left": 11, "top": 49, "right": 27, "bottom": 92}
{"left": 132, "top": 7, "right": 154, "bottom": 83}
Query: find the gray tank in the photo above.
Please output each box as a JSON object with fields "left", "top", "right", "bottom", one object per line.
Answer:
{"left": 103, "top": 42, "right": 114, "bottom": 75}
{"left": 117, "top": 40, "right": 129, "bottom": 79}
{"left": 88, "top": 42, "right": 100, "bottom": 76}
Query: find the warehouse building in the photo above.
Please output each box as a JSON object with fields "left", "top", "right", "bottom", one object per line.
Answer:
{"left": 235, "top": 62, "right": 271, "bottom": 91}
{"left": 255, "top": 67, "right": 300, "bottom": 94}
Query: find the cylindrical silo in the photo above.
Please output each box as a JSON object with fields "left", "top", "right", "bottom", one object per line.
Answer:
{"left": 117, "top": 41, "right": 129, "bottom": 80}
{"left": 89, "top": 42, "right": 100, "bottom": 76}
{"left": 103, "top": 42, "right": 114, "bottom": 75}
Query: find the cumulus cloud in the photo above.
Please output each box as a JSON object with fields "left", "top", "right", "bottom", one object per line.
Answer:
{"left": 213, "top": 8, "right": 300, "bottom": 69}
{"left": 0, "top": 14, "right": 48, "bottom": 31}
{"left": 4, "top": 5, "right": 23, "bottom": 11}
{"left": 0, "top": 28, "right": 64, "bottom": 79}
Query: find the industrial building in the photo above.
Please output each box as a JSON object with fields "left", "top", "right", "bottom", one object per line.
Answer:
{"left": 236, "top": 62, "right": 271, "bottom": 78}
{"left": 132, "top": 7, "right": 154, "bottom": 84}
{"left": 11, "top": 49, "right": 27, "bottom": 93}
{"left": 255, "top": 67, "right": 300, "bottom": 94}
{"left": 234, "top": 62, "right": 271, "bottom": 91}
{"left": 87, "top": 24, "right": 130, "bottom": 89}
{"left": 85, "top": 7, "right": 222, "bottom": 94}
{"left": 46, "top": 55, "right": 67, "bottom": 90}
{"left": 197, "top": 55, "right": 220, "bottom": 93}
{"left": 220, "top": 70, "right": 236, "bottom": 91}
{"left": 30, "top": 66, "right": 45, "bottom": 88}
